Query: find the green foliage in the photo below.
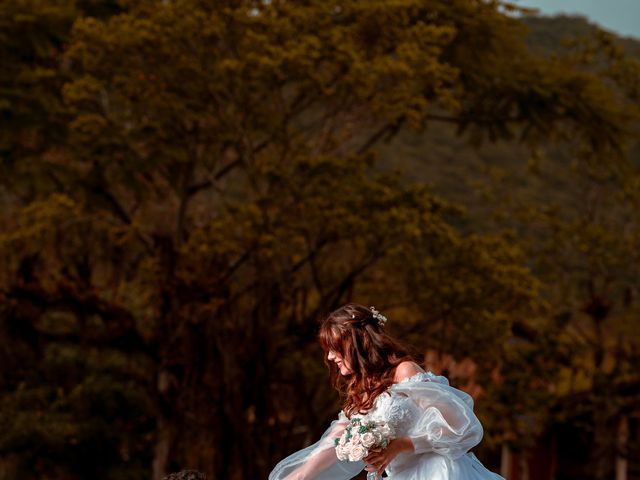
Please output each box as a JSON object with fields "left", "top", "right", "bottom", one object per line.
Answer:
{"left": 0, "top": 339, "right": 154, "bottom": 479}
{"left": 1, "top": 1, "right": 639, "bottom": 478}
{"left": 372, "top": 13, "right": 640, "bottom": 466}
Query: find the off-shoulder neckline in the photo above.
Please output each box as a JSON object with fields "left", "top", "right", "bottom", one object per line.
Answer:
{"left": 396, "top": 370, "right": 432, "bottom": 383}
{"left": 391, "top": 370, "right": 445, "bottom": 387}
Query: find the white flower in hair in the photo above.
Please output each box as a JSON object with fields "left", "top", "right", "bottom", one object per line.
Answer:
{"left": 369, "top": 306, "right": 387, "bottom": 326}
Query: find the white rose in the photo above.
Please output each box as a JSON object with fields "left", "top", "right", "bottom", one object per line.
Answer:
{"left": 336, "top": 445, "right": 350, "bottom": 461}
{"left": 350, "top": 432, "right": 361, "bottom": 444}
{"left": 361, "top": 432, "right": 376, "bottom": 448}
{"left": 348, "top": 444, "right": 367, "bottom": 462}
{"left": 338, "top": 435, "right": 347, "bottom": 446}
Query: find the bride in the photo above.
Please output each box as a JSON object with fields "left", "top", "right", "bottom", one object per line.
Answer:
{"left": 269, "top": 303, "right": 504, "bottom": 480}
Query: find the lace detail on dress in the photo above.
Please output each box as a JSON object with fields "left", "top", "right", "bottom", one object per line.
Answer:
{"left": 364, "top": 372, "right": 447, "bottom": 433}
{"left": 368, "top": 391, "right": 412, "bottom": 427}
{"left": 364, "top": 391, "right": 421, "bottom": 443}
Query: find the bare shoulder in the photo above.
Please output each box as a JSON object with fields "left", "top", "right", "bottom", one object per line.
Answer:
{"left": 393, "top": 360, "right": 425, "bottom": 383}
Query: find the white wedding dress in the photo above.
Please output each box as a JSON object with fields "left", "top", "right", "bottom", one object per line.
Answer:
{"left": 269, "top": 371, "right": 504, "bottom": 480}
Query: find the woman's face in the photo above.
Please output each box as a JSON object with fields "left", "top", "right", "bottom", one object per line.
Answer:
{"left": 327, "top": 349, "right": 352, "bottom": 376}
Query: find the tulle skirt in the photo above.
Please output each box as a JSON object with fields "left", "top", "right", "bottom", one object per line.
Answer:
{"left": 387, "top": 452, "right": 504, "bottom": 480}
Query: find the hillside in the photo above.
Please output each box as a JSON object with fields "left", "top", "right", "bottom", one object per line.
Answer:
{"left": 376, "top": 14, "right": 640, "bottom": 232}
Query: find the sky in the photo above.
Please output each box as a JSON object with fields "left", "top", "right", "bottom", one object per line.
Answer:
{"left": 512, "top": 0, "right": 640, "bottom": 39}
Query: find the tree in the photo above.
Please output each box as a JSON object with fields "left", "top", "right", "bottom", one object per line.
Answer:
{"left": 0, "top": 1, "right": 635, "bottom": 479}
{"left": 469, "top": 29, "right": 640, "bottom": 478}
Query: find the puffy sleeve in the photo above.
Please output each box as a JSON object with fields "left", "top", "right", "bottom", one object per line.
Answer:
{"left": 268, "top": 411, "right": 364, "bottom": 480}
{"left": 391, "top": 372, "right": 483, "bottom": 460}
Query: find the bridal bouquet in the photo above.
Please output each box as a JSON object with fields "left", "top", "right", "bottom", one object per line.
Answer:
{"left": 334, "top": 417, "right": 394, "bottom": 462}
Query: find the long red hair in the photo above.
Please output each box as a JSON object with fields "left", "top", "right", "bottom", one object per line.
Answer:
{"left": 318, "top": 303, "right": 415, "bottom": 417}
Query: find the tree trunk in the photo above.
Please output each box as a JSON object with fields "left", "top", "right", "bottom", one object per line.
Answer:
{"left": 153, "top": 369, "right": 179, "bottom": 480}
{"left": 615, "top": 416, "right": 628, "bottom": 480}
{"left": 500, "top": 443, "right": 511, "bottom": 479}
{"left": 154, "top": 415, "right": 176, "bottom": 480}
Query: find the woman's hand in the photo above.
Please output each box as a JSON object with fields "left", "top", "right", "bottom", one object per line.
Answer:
{"left": 364, "top": 437, "right": 414, "bottom": 479}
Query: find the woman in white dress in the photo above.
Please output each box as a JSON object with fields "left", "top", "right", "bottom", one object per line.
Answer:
{"left": 269, "top": 303, "right": 504, "bottom": 480}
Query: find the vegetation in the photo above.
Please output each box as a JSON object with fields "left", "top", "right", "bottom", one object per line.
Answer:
{"left": 0, "top": 1, "right": 638, "bottom": 479}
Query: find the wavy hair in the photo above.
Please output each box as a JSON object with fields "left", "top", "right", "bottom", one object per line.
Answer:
{"left": 318, "top": 303, "right": 415, "bottom": 417}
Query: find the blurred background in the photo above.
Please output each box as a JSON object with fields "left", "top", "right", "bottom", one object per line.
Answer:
{"left": 1, "top": 1, "right": 639, "bottom": 479}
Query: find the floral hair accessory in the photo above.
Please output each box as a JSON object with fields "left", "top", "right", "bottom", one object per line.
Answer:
{"left": 369, "top": 306, "right": 387, "bottom": 326}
